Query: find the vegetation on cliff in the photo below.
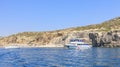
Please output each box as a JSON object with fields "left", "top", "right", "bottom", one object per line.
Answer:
{"left": 73, "top": 17, "right": 120, "bottom": 32}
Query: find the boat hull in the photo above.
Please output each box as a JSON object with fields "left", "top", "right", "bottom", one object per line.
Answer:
{"left": 65, "top": 44, "right": 92, "bottom": 49}
{"left": 66, "top": 45, "right": 77, "bottom": 49}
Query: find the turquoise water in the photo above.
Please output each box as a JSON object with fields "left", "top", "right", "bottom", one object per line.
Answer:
{"left": 0, "top": 48, "right": 120, "bottom": 67}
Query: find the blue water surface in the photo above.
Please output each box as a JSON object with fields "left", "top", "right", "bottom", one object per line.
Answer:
{"left": 0, "top": 47, "right": 120, "bottom": 67}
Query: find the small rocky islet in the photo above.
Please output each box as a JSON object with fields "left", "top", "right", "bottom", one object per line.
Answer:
{"left": 0, "top": 17, "right": 120, "bottom": 48}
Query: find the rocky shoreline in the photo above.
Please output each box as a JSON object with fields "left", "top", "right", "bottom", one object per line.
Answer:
{"left": 0, "top": 17, "right": 120, "bottom": 48}
{"left": 1, "top": 44, "right": 64, "bottom": 48}
{"left": 0, "top": 30, "right": 120, "bottom": 48}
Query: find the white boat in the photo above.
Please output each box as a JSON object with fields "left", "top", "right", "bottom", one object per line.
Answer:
{"left": 65, "top": 38, "right": 92, "bottom": 49}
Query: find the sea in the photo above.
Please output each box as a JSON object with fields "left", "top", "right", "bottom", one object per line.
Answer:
{"left": 0, "top": 47, "right": 120, "bottom": 67}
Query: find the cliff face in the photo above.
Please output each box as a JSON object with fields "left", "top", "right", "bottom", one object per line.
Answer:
{"left": 89, "top": 31, "right": 120, "bottom": 47}
{"left": 0, "top": 17, "right": 120, "bottom": 47}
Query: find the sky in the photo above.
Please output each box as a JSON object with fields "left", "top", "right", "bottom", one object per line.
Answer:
{"left": 0, "top": 0, "right": 120, "bottom": 36}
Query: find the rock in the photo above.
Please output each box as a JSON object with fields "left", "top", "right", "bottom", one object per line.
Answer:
{"left": 89, "top": 33, "right": 99, "bottom": 47}
{"left": 89, "top": 31, "right": 120, "bottom": 47}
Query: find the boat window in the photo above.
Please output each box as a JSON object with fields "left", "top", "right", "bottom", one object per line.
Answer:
{"left": 79, "top": 40, "right": 83, "bottom": 42}
{"left": 74, "top": 39, "right": 78, "bottom": 41}
{"left": 70, "top": 39, "right": 84, "bottom": 42}
{"left": 70, "top": 39, "right": 74, "bottom": 42}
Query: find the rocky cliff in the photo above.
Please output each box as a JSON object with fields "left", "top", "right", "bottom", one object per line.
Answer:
{"left": 89, "top": 30, "right": 120, "bottom": 47}
{"left": 0, "top": 31, "right": 90, "bottom": 47}
{"left": 0, "top": 17, "right": 120, "bottom": 47}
